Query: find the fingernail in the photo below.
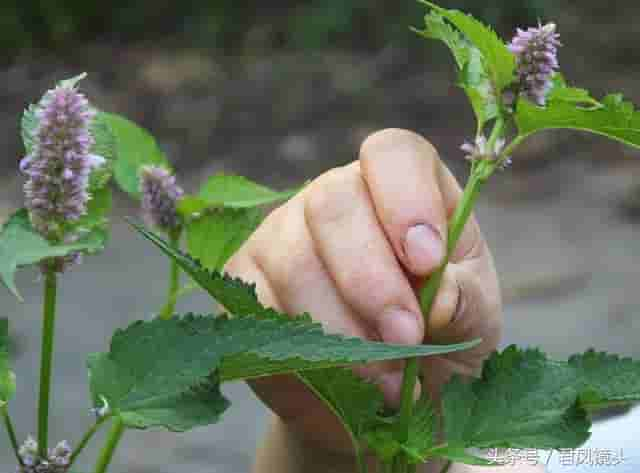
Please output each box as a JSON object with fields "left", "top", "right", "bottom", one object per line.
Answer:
{"left": 405, "top": 224, "right": 445, "bottom": 275}
{"left": 379, "top": 308, "right": 421, "bottom": 345}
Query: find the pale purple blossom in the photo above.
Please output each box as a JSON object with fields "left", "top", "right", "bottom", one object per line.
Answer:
{"left": 17, "top": 437, "right": 71, "bottom": 473}
{"left": 140, "top": 165, "right": 184, "bottom": 231}
{"left": 509, "top": 22, "right": 561, "bottom": 106}
{"left": 20, "top": 81, "right": 104, "bottom": 238}
{"left": 461, "top": 135, "right": 511, "bottom": 169}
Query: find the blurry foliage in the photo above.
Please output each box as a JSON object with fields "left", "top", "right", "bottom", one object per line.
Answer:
{"left": 1, "top": 0, "right": 550, "bottom": 60}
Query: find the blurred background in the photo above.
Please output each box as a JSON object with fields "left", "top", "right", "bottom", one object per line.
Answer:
{"left": 1, "top": 0, "right": 640, "bottom": 472}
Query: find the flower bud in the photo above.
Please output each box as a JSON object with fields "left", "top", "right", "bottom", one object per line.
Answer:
{"left": 140, "top": 165, "right": 184, "bottom": 231}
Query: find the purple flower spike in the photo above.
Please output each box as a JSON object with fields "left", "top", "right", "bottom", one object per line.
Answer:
{"left": 509, "top": 22, "right": 561, "bottom": 106}
{"left": 20, "top": 80, "right": 104, "bottom": 239}
{"left": 140, "top": 165, "right": 184, "bottom": 231}
{"left": 17, "top": 437, "right": 72, "bottom": 473}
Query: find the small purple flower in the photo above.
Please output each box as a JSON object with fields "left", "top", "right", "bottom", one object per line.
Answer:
{"left": 17, "top": 437, "right": 71, "bottom": 473}
{"left": 461, "top": 135, "right": 511, "bottom": 169}
{"left": 509, "top": 22, "right": 561, "bottom": 106}
{"left": 20, "top": 80, "right": 104, "bottom": 239}
{"left": 140, "top": 165, "right": 184, "bottom": 231}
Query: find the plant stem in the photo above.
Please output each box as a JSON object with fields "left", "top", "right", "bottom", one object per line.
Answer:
{"left": 440, "top": 460, "right": 452, "bottom": 473}
{"left": 160, "top": 227, "right": 182, "bottom": 319}
{"left": 393, "top": 160, "right": 491, "bottom": 473}
{"left": 68, "top": 416, "right": 109, "bottom": 468}
{"left": 2, "top": 406, "right": 23, "bottom": 466}
{"left": 37, "top": 268, "right": 58, "bottom": 457}
{"left": 394, "top": 358, "right": 419, "bottom": 442}
{"left": 93, "top": 417, "right": 125, "bottom": 473}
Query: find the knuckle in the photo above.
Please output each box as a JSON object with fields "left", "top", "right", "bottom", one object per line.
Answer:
{"left": 304, "top": 164, "right": 362, "bottom": 226}
{"left": 359, "top": 128, "right": 439, "bottom": 167}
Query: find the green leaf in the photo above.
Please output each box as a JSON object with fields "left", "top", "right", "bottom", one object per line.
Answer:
{"left": 185, "top": 207, "right": 263, "bottom": 272}
{"left": 569, "top": 350, "right": 640, "bottom": 410}
{"left": 419, "top": 1, "right": 516, "bottom": 91}
{"left": 515, "top": 93, "right": 640, "bottom": 149}
{"left": 0, "top": 319, "right": 16, "bottom": 406}
{"left": 547, "top": 74, "right": 601, "bottom": 108}
{"left": 102, "top": 112, "right": 170, "bottom": 198}
{"left": 0, "top": 210, "right": 106, "bottom": 300}
{"left": 177, "top": 196, "right": 211, "bottom": 217}
{"left": 198, "top": 174, "right": 299, "bottom": 209}
{"left": 299, "top": 368, "right": 384, "bottom": 437}
{"left": 65, "top": 186, "right": 113, "bottom": 236}
{"left": 415, "top": 11, "right": 498, "bottom": 131}
{"left": 90, "top": 313, "right": 475, "bottom": 431}
{"left": 130, "top": 220, "right": 482, "bottom": 362}
{"left": 440, "top": 345, "right": 640, "bottom": 452}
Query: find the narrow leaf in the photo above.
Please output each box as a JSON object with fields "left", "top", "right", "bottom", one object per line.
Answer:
{"left": 515, "top": 93, "right": 640, "bottom": 149}
{"left": 0, "top": 319, "right": 16, "bottom": 406}
{"left": 102, "top": 113, "right": 170, "bottom": 198}
{"left": 198, "top": 174, "right": 299, "bottom": 209}
{"left": 419, "top": 1, "right": 516, "bottom": 91}
{"left": 186, "top": 208, "right": 263, "bottom": 272}
{"left": 0, "top": 210, "right": 106, "bottom": 300}
{"left": 415, "top": 11, "right": 498, "bottom": 131}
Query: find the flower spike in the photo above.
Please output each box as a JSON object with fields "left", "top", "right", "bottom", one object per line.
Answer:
{"left": 140, "top": 165, "right": 184, "bottom": 232}
{"left": 509, "top": 22, "right": 561, "bottom": 106}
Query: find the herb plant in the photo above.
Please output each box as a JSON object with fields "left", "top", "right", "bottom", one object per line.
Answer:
{"left": 1, "top": 2, "right": 640, "bottom": 473}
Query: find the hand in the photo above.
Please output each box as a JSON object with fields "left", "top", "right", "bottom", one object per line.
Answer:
{"left": 225, "top": 128, "right": 502, "bottom": 455}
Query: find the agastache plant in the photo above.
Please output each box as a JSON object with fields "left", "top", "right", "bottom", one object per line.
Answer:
{"left": 1, "top": 3, "right": 640, "bottom": 473}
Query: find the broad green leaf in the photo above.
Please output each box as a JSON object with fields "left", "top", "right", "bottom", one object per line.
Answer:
{"left": 419, "top": 1, "right": 516, "bottom": 91}
{"left": 89, "top": 313, "right": 474, "bottom": 431}
{"left": 130, "top": 220, "right": 482, "bottom": 362}
{"left": 547, "top": 74, "right": 600, "bottom": 108}
{"left": 569, "top": 350, "right": 640, "bottom": 410}
{"left": 186, "top": 208, "right": 263, "bottom": 272}
{"left": 515, "top": 93, "right": 640, "bottom": 149}
{"left": 441, "top": 345, "right": 640, "bottom": 451}
{"left": 0, "top": 210, "right": 106, "bottom": 300}
{"left": 102, "top": 112, "right": 169, "bottom": 198}
{"left": 177, "top": 196, "right": 211, "bottom": 217}
{"left": 299, "top": 368, "right": 384, "bottom": 437}
{"left": 0, "top": 319, "right": 16, "bottom": 406}
{"left": 65, "top": 186, "right": 113, "bottom": 236}
{"left": 415, "top": 12, "right": 498, "bottom": 131}
{"left": 198, "top": 174, "right": 299, "bottom": 209}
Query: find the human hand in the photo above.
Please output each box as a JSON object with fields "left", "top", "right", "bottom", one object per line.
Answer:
{"left": 225, "top": 128, "right": 502, "bottom": 454}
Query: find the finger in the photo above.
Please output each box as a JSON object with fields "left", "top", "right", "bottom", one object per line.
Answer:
{"left": 249, "top": 194, "right": 412, "bottom": 405}
{"left": 359, "top": 129, "right": 448, "bottom": 276}
{"left": 426, "top": 261, "right": 502, "bottom": 358}
{"left": 304, "top": 163, "right": 425, "bottom": 347}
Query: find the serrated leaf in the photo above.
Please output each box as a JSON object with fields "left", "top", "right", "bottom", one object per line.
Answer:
{"left": 90, "top": 313, "right": 475, "bottom": 431}
{"left": 419, "top": 1, "right": 516, "bottom": 91}
{"left": 415, "top": 11, "right": 498, "bottom": 131}
{"left": 186, "top": 207, "right": 263, "bottom": 272}
{"left": 102, "top": 113, "right": 170, "bottom": 198}
{"left": 0, "top": 210, "right": 106, "bottom": 300}
{"left": 547, "top": 74, "right": 601, "bottom": 108}
{"left": 130, "top": 220, "right": 482, "bottom": 360}
{"left": 299, "top": 368, "right": 384, "bottom": 436}
{"left": 0, "top": 318, "right": 16, "bottom": 406}
{"left": 515, "top": 92, "right": 640, "bottom": 149}
{"left": 441, "top": 345, "right": 640, "bottom": 452}
{"left": 198, "top": 174, "right": 299, "bottom": 209}
{"left": 569, "top": 350, "right": 640, "bottom": 410}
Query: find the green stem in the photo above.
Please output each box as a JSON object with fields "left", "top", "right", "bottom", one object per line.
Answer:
{"left": 37, "top": 268, "right": 57, "bottom": 457}
{"left": 159, "top": 227, "right": 182, "bottom": 319}
{"left": 394, "top": 358, "right": 419, "bottom": 442}
{"left": 2, "top": 406, "right": 22, "bottom": 466}
{"left": 68, "top": 416, "right": 109, "bottom": 468}
{"left": 93, "top": 417, "right": 125, "bottom": 473}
